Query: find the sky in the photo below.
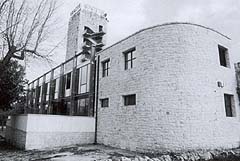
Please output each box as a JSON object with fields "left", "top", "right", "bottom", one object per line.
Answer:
{"left": 26, "top": 0, "right": 240, "bottom": 81}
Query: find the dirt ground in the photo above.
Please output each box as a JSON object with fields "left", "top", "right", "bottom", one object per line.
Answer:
{"left": 1, "top": 130, "right": 240, "bottom": 161}
{"left": 0, "top": 138, "right": 138, "bottom": 161}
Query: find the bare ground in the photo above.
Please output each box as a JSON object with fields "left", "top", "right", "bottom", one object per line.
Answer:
{"left": 1, "top": 131, "right": 240, "bottom": 161}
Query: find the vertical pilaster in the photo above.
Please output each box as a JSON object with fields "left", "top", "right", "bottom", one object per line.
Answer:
{"left": 34, "top": 79, "right": 40, "bottom": 114}
{"left": 47, "top": 70, "right": 54, "bottom": 114}
{"left": 29, "top": 83, "right": 34, "bottom": 113}
{"left": 58, "top": 64, "right": 65, "bottom": 114}
{"left": 40, "top": 74, "right": 46, "bottom": 114}
{"left": 25, "top": 84, "right": 30, "bottom": 114}
{"left": 88, "top": 46, "right": 96, "bottom": 117}
{"left": 70, "top": 57, "right": 77, "bottom": 115}
{"left": 235, "top": 63, "right": 240, "bottom": 101}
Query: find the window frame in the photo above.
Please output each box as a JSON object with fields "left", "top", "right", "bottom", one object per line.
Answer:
{"left": 218, "top": 45, "right": 230, "bottom": 68}
{"left": 99, "top": 25, "right": 103, "bottom": 32}
{"left": 102, "top": 59, "right": 110, "bottom": 77}
{"left": 123, "top": 47, "right": 136, "bottom": 70}
{"left": 66, "top": 72, "right": 72, "bottom": 90}
{"left": 100, "top": 98, "right": 109, "bottom": 108}
{"left": 123, "top": 94, "right": 136, "bottom": 106}
{"left": 224, "top": 93, "right": 235, "bottom": 117}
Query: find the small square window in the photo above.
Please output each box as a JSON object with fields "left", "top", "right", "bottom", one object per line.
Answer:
{"left": 123, "top": 94, "right": 136, "bottom": 106}
{"left": 101, "top": 98, "right": 109, "bottom": 108}
{"left": 224, "top": 94, "right": 235, "bottom": 117}
{"left": 102, "top": 59, "right": 110, "bottom": 77}
{"left": 123, "top": 47, "right": 136, "bottom": 70}
{"left": 218, "top": 45, "right": 229, "bottom": 67}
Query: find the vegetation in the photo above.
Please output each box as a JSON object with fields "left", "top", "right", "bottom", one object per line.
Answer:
{"left": 0, "top": 60, "right": 26, "bottom": 111}
{"left": 0, "top": 0, "right": 57, "bottom": 112}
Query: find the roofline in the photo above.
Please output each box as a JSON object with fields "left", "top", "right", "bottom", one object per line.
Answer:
{"left": 98, "top": 22, "right": 231, "bottom": 55}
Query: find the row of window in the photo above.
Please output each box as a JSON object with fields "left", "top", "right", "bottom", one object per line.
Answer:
{"left": 101, "top": 44, "right": 228, "bottom": 78}
{"left": 102, "top": 47, "right": 136, "bottom": 77}
{"left": 100, "top": 94, "right": 136, "bottom": 108}
{"left": 28, "top": 64, "right": 90, "bottom": 106}
{"left": 100, "top": 93, "right": 235, "bottom": 118}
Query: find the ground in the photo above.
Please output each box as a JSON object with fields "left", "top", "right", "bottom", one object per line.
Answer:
{"left": 1, "top": 129, "right": 240, "bottom": 161}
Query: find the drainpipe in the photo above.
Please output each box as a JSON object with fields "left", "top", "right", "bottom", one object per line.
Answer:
{"left": 94, "top": 55, "right": 100, "bottom": 144}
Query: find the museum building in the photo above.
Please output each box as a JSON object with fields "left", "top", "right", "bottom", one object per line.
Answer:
{"left": 6, "top": 4, "right": 240, "bottom": 152}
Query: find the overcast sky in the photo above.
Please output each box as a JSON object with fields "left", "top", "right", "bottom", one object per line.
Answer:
{"left": 26, "top": 0, "right": 240, "bottom": 81}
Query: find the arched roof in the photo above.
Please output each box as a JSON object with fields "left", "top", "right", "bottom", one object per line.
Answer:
{"left": 99, "top": 22, "right": 230, "bottom": 54}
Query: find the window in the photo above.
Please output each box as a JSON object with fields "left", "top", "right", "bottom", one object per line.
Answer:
{"left": 54, "top": 78, "right": 59, "bottom": 99}
{"left": 76, "top": 98, "right": 89, "bottom": 116}
{"left": 224, "top": 94, "right": 235, "bottom": 117}
{"left": 66, "top": 72, "right": 71, "bottom": 89}
{"left": 99, "top": 25, "right": 103, "bottom": 32}
{"left": 78, "top": 64, "right": 89, "bottom": 94}
{"left": 44, "top": 83, "right": 50, "bottom": 101}
{"left": 218, "top": 45, "right": 229, "bottom": 67}
{"left": 101, "top": 98, "right": 109, "bottom": 107}
{"left": 123, "top": 47, "right": 136, "bottom": 70}
{"left": 123, "top": 94, "right": 136, "bottom": 106}
{"left": 102, "top": 59, "right": 110, "bottom": 77}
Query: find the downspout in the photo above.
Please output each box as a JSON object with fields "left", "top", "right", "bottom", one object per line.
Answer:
{"left": 94, "top": 55, "right": 100, "bottom": 144}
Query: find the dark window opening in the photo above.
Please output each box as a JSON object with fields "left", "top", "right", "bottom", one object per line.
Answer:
{"left": 99, "top": 25, "right": 103, "bottom": 32}
{"left": 124, "top": 47, "right": 136, "bottom": 70}
{"left": 218, "top": 45, "right": 229, "bottom": 67}
{"left": 101, "top": 98, "right": 109, "bottom": 107}
{"left": 76, "top": 98, "right": 89, "bottom": 116}
{"left": 224, "top": 94, "right": 235, "bottom": 117}
{"left": 66, "top": 72, "right": 71, "bottom": 89}
{"left": 124, "top": 94, "right": 136, "bottom": 106}
{"left": 102, "top": 59, "right": 110, "bottom": 77}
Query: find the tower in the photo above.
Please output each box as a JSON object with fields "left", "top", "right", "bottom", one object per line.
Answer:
{"left": 65, "top": 4, "right": 108, "bottom": 60}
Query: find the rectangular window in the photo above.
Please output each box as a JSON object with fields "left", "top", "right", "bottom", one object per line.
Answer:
{"left": 76, "top": 98, "right": 89, "bottom": 116}
{"left": 123, "top": 47, "right": 136, "bottom": 70}
{"left": 123, "top": 94, "right": 136, "bottom": 106}
{"left": 224, "top": 94, "right": 235, "bottom": 117}
{"left": 78, "top": 65, "right": 89, "bottom": 94}
{"left": 66, "top": 72, "right": 71, "bottom": 89}
{"left": 102, "top": 59, "right": 110, "bottom": 77}
{"left": 45, "top": 83, "right": 49, "bottom": 101}
{"left": 218, "top": 45, "right": 229, "bottom": 67}
{"left": 99, "top": 25, "right": 103, "bottom": 32}
{"left": 101, "top": 98, "right": 109, "bottom": 107}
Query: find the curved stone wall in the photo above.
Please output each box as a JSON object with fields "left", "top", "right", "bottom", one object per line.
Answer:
{"left": 97, "top": 23, "right": 239, "bottom": 152}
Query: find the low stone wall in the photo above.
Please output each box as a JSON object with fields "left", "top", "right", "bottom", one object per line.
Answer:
{"left": 6, "top": 114, "right": 95, "bottom": 150}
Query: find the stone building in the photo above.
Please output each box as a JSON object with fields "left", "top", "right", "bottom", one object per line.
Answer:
{"left": 6, "top": 4, "right": 240, "bottom": 152}
{"left": 97, "top": 23, "right": 239, "bottom": 152}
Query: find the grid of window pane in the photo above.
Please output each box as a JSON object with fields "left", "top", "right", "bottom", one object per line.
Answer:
{"left": 76, "top": 98, "right": 89, "bottom": 116}
{"left": 124, "top": 94, "right": 136, "bottom": 106}
{"left": 101, "top": 98, "right": 109, "bottom": 107}
{"left": 78, "top": 65, "right": 89, "bottom": 94}
{"left": 124, "top": 47, "right": 136, "bottom": 70}
{"left": 102, "top": 59, "right": 110, "bottom": 77}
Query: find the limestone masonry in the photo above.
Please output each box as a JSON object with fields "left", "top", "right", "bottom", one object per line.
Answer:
{"left": 97, "top": 23, "right": 239, "bottom": 152}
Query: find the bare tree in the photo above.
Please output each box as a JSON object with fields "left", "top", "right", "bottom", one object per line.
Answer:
{"left": 0, "top": 0, "right": 57, "bottom": 66}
